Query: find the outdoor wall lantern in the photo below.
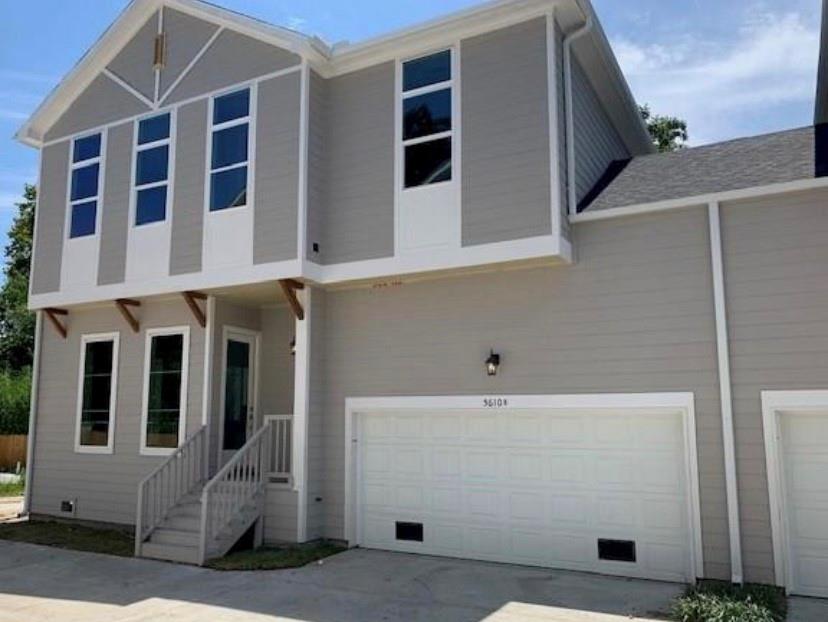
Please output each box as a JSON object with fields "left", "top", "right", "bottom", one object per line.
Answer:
{"left": 290, "top": 337, "right": 296, "bottom": 356}
{"left": 485, "top": 349, "right": 501, "bottom": 376}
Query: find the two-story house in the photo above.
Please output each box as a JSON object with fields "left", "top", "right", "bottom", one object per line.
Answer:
{"left": 15, "top": 0, "right": 828, "bottom": 598}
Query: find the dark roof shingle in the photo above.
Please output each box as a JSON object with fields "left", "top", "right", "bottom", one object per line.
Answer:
{"left": 582, "top": 126, "right": 818, "bottom": 212}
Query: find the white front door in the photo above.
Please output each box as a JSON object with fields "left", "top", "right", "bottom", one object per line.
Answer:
{"left": 778, "top": 411, "right": 828, "bottom": 597}
{"left": 356, "top": 406, "right": 695, "bottom": 582}
{"left": 219, "top": 328, "right": 258, "bottom": 465}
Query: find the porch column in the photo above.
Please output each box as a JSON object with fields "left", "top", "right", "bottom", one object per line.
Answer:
{"left": 291, "top": 286, "right": 311, "bottom": 542}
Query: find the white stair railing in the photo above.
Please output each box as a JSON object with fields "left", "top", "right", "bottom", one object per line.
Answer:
{"left": 263, "top": 414, "right": 292, "bottom": 484}
{"left": 199, "top": 420, "right": 272, "bottom": 564}
{"left": 135, "top": 425, "right": 209, "bottom": 556}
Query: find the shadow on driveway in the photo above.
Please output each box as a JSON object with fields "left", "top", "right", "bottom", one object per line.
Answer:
{"left": 0, "top": 540, "right": 683, "bottom": 621}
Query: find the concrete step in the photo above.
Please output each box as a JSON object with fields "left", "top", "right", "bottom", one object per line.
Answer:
{"left": 141, "top": 541, "right": 200, "bottom": 565}
{"left": 150, "top": 527, "right": 200, "bottom": 547}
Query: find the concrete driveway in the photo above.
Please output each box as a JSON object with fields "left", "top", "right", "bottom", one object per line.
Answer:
{"left": 0, "top": 540, "right": 682, "bottom": 621}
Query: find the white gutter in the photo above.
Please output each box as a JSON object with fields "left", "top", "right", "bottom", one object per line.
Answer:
{"left": 562, "top": 16, "right": 593, "bottom": 216}
{"left": 708, "top": 201, "right": 744, "bottom": 585}
{"left": 22, "top": 311, "right": 43, "bottom": 515}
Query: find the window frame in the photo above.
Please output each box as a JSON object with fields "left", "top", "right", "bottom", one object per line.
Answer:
{"left": 140, "top": 325, "right": 190, "bottom": 457}
{"left": 74, "top": 332, "right": 120, "bottom": 454}
{"left": 130, "top": 110, "right": 175, "bottom": 228}
{"left": 398, "top": 48, "right": 456, "bottom": 191}
{"left": 66, "top": 130, "right": 106, "bottom": 240}
{"left": 204, "top": 84, "right": 255, "bottom": 214}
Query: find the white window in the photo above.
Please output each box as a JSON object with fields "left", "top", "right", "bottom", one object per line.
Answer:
{"left": 401, "top": 50, "right": 453, "bottom": 188}
{"left": 68, "top": 132, "right": 103, "bottom": 238}
{"left": 74, "top": 332, "right": 119, "bottom": 454}
{"left": 207, "top": 88, "right": 251, "bottom": 212}
{"left": 140, "top": 327, "right": 190, "bottom": 455}
{"left": 133, "top": 112, "right": 172, "bottom": 226}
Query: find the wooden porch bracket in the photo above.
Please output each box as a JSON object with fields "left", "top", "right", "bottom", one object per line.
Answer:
{"left": 182, "top": 291, "right": 207, "bottom": 328}
{"left": 279, "top": 279, "right": 305, "bottom": 321}
{"left": 115, "top": 298, "right": 141, "bottom": 333}
{"left": 44, "top": 308, "right": 68, "bottom": 339}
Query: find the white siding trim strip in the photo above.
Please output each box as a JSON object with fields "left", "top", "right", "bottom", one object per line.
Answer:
{"left": 22, "top": 312, "right": 43, "bottom": 514}
{"left": 102, "top": 68, "right": 156, "bottom": 110}
{"left": 201, "top": 295, "right": 216, "bottom": 426}
{"left": 570, "top": 177, "right": 828, "bottom": 223}
{"left": 344, "top": 392, "right": 705, "bottom": 581}
{"left": 159, "top": 26, "right": 224, "bottom": 106}
{"left": 761, "top": 390, "right": 828, "bottom": 593}
{"left": 292, "top": 287, "right": 311, "bottom": 542}
{"left": 545, "top": 9, "right": 562, "bottom": 253}
{"left": 708, "top": 200, "right": 743, "bottom": 584}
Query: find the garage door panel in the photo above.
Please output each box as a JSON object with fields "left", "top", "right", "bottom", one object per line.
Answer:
{"left": 359, "top": 408, "right": 693, "bottom": 582}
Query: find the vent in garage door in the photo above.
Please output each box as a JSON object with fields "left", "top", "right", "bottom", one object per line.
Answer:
{"left": 598, "top": 539, "right": 636, "bottom": 563}
{"left": 396, "top": 522, "right": 424, "bottom": 542}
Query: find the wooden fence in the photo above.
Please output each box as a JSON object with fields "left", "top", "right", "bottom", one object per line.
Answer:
{"left": 0, "top": 435, "right": 26, "bottom": 471}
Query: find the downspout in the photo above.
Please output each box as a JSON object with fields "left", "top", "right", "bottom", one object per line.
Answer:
{"left": 563, "top": 16, "right": 593, "bottom": 216}
{"left": 708, "top": 201, "right": 744, "bottom": 584}
{"left": 22, "top": 311, "right": 43, "bottom": 515}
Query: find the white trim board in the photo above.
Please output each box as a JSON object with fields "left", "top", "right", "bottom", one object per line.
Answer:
{"left": 761, "top": 390, "right": 828, "bottom": 596}
{"left": 344, "top": 392, "right": 704, "bottom": 582}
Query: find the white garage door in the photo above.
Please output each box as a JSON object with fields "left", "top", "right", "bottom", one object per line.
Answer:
{"left": 357, "top": 407, "right": 695, "bottom": 582}
{"left": 779, "top": 412, "right": 828, "bottom": 598}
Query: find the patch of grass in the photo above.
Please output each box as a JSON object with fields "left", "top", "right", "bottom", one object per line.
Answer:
{"left": 207, "top": 541, "right": 346, "bottom": 571}
{"left": 0, "top": 519, "right": 133, "bottom": 557}
{"left": 670, "top": 580, "right": 786, "bottom": 622}
{"left": 0, "top": 480, "right": 23, "bottom": 497}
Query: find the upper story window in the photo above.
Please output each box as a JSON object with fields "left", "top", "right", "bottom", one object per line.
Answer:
{"left": 75, "top": 332, "right": 119, "bottom": 454}
{"left": 69, "top": 133, "right": 103, "bottom": 238}
{"left": 401, "top": 50, "right": 453, "bottom": 188}
{"left": 208, "top": 88, "right": 250, "bottom": 212}
{"left": 134, "top": 112, "right": 172, "bottom": 226}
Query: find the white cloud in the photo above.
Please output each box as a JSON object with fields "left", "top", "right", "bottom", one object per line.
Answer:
{"left": 613, "top": 11, "right": 819, "bottom": 144}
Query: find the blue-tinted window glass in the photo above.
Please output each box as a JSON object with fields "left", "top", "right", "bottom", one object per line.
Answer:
{"left": 138, "top": 114, "right": 170, "bottom": 145}
{"left": 70, "top": 201, "right": 97, "bottom": 238}
{"left": 71, "top": 164, "right": 99, "bottom": 201}
{"left": 211, "top": 125, "right": 248, "bottom": 169}
{"left": 210, "top": 166, "right": 247, "bottom": 211}
{"left": 136, "top": 146, "right": 169, "bottom": 186}
{"left": 73, "top": 134, "right": 101, "bottom": 163}
{"left": 405, "top": 137, "right": 452, "bottom": 188}
{"left": 213, "top": 89, "right": 249, "bottom": 124}
{"left": 403, "top": 89, "right": 451, "bottom": 140}
{"left": 135, "top": 186, "right": 167, "bottom": 225}
{"left": 403, "top": 51, "right": 451, "bottom": 91}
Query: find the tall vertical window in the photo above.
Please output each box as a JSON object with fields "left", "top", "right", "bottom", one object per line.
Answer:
{"left": 69, "top": 133, "right": 102, "bottom": 238}
{"left": 141, "top": 327, "right": 189, "bottom": 454}
{"left": 401, "top": 50, "right": 453, "bottom": 188}
{"left": 75, "top": 333, "right": 119, "bottom": 453}
{"left": 134, "top": 112, "right": 171, "bottom": 225}
{"left": 208, "top": 88, "right": 250, "bottom": 211}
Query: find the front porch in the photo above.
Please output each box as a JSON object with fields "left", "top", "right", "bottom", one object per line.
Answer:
{"left": 133, "top": 281, "right": 309, "bottom": 565}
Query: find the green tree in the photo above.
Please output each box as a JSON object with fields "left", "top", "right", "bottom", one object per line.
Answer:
{"left": 639, "top": 104, "right": 688, "bottom": 152}
{"left": 0, "top": 184, "right": 36, "bottom": 370}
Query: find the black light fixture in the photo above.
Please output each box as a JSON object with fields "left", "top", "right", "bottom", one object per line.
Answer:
{"left": 485, "top": 349, "right": 501, "bottom": 376}
{"left": 290, "top": 337, "right": 296, "bottom": 356}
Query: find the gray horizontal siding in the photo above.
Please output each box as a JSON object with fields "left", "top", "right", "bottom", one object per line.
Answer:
{"left": 45, "top": 74, "right": 150, "bottom": 142}
{"left": 97, "top": 122, "right": 132, "bottom": 286}
{"left": 106, "top": 11, "right": 158, "bottom": 103}
{"left": 572, "top": 56, "right": 629, "bottom": 204}
{"left": 461, "top": 18, "right": 551, "bottom": 246}
{"left": 164, "top": 30, "right": 300, "bottom": 105}
{"left": 264, "top": 487, "right": 298, "bottom": 543}
{"left": 170, "top": 98, "right": 207, "bottom": 276}
{"left": 31, "top": 141, "right": 69, "bottom": 295}
{"left": 309, "top": 207, "right": 728, "bottom": 579}
{"left": 159, "top": 8, "right": 220, "bottom": 97}
{"left": 722, "top": 187, "right": 828, "bottom": 584}
{"left": 314, "top": 63, "right": 395, "bottom": 264}
{"left": 253, "top": 72, "right": 300, "bottom": 264}
{"left": 30, "top": 300, "right": 205, "bottom": 525}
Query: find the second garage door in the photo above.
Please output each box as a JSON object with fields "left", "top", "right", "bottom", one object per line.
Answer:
{"left": 357, "top": 406, "right": 696, "bottom": 582}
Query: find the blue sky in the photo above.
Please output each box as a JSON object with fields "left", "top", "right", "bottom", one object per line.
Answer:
{"left": 0, "top": 0, "right": 822, "bottom": 268}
